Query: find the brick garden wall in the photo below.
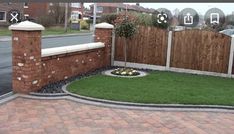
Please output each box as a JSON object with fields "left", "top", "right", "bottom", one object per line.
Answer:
{"left": 10, "top": 21, "right": 113, "bottom": 94}
{"left": 41, "top": 48, "right": 105, "bottom": 86}
{"left": 40, "top": 26, "right": 113, "bottom": 88}
{"left": 12, "top": 31, "right": 42, "bottom": 93}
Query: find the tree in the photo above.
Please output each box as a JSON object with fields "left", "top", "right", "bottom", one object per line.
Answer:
{"left": 115, "top": 14, "right": 137, "bottom": 68}
{"left": 64, "top": 3, "right": 69, "bottom": 32}
{"left": 49, "top": 3, "right": 71, "bottom": 25}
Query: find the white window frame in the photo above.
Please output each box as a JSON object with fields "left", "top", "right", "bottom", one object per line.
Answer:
{"left": 24, "top": 14, "right": 29, "bottom": 19}
{"left": 97, "top": 6, "right": 103, "bottom": 13}
{"left": 24, "top": 2, "right": 28, "bottom": 8}
{"left": 0, "top": 11, "right": 6, "bottom": 22}
{"left": 71, "top": 3, "right": 81, "bottom": 8}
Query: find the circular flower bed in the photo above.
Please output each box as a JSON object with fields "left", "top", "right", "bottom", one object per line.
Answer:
{"left": 111, "top": 68, "right": 140, "bottom": 76}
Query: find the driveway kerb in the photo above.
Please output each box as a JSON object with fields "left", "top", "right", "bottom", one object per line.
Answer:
{"left": 0, "top": 93, "right": 18, "bottom": 105}
{"left": 29, "top": 92, "right": 67, "bottom": 97}
{"left": 0, "top": 91, "right": 14, "bottom": 100}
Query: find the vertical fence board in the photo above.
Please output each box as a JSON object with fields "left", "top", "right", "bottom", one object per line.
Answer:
{"left": 171, "top": 30, "right": 231, "bottom": 73}
{"left": 115, "top": 26, "right": 231, "bottom": 74}
{"left": 114, "top": 26, "right": 168, "bottom": 66}
{"left": 233, "top": 56, "right": 234, "bottom": 74}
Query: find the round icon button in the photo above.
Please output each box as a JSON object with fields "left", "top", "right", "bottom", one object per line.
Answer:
{"left": 7, "top": 10, "right": 21, "bottom": 24}
{"left": 178, "top": 8, "right": 199, "bottom": 27}
{"left": 204, "top": 8, "right": 225, "bottom": 27}
{"left": 153, "top": 8, "right": 172, "bottom": 28}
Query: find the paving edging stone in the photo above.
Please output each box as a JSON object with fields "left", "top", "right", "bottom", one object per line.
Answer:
{"left": 62, "top": 83, "right": 234, "bottom": 111}
{"left": 0, "top": 94, "right": 18, "bottom": 106}
{"left": 0, "top": 91, "right": 14, "bottom": 101}
{"left": 13, "top": 67, "right": 234, "bottom": 112}
{"left": 0, "top": 93, "right": 233, "bottom": 113}
{"left": 29, "top": 92, "right": 68, "bottom": 97}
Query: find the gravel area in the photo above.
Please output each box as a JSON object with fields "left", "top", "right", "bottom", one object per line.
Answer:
{"left": 37, "top": 67, "right": 153, "bottom": 94}
{"left": 37, "top": 67, "right": 112, "bottom": 94}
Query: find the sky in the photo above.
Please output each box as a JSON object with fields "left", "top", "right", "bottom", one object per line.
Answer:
{"left": 84, "top": 3, "right": 234, "bottom": 15}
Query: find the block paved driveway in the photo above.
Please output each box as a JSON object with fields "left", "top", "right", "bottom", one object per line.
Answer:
{"left": 0, "top": 98, "right": 234, "bottom": 134}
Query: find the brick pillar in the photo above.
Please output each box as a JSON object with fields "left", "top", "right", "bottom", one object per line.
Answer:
{"left": 95, "top": 22, "right": 114, "bottom": 67}
{"left": 9, "top": 21, "right": 45, "bottom": 94}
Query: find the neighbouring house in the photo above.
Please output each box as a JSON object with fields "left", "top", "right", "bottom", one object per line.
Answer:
{"left": 23, "top": 2, "right": 50, "bottom": 20}
{"left": 24, "top": 2, "right": 84, "bottom": 22}
{"left": 83, "top": 7, "right": 92, "bottom": 20}
{"left": 0, "top": 2, "right": 84, "bottom": 26}
{"left": 70, "top": 3, "right": 84, "bottom": 20}
{"left": 89, "top": 3, "right": 156, "bottom": 19}
{"left": 0, "top": 3, "right": 24, "bottom": 26}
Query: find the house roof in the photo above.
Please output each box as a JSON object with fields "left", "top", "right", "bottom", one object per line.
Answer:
{"left": 90, "top": 3, "right": 156, "bottom": 13}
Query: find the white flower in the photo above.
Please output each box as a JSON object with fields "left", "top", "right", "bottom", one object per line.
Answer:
{"left": 121, "top": 72, "right": 127, "bottom": 75}
{"left": 128, "top": 72, "right": 133, "bottom": 75}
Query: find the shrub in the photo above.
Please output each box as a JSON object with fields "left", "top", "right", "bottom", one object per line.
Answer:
{"left": 131, "top": 12, "right": 153, "bottom": 26}
{"left": 101, "top": 12, "right": 153, "bottom": 27}
{"left": 85, "top": 19, "right": 93, "bottom": 24}
{"left": 100, "top": 13, "right": 118, "bottom": 25}
{"left": 114, "top": 13, "right": 137, "bottom": 26}
{"left": 80, "top": 20, "right": 89, "bottom": 30}
{"left": 115, "top": 19, "right": 137, "bottom": 38}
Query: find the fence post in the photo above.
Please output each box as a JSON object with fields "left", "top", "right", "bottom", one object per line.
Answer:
{"left": 9, "top": 21, "right": 44, "bottom": 93}
{"left": 166, "top": 31, "right": 173, "bottom": 70}
{"left": 111, "top": 30, "right": 115, "bottom": 66}
{"left": 228, "top": 36, "right": 234, "bottom": 77}
{"left": 95, "top": 22, "right": 114, "bottom": 67}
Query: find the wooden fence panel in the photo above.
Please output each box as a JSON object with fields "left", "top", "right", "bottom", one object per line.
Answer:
{"left": 171, "top": 29, "right": 231, "bottom": 73}
{"left": 233, "top": 56, "right": 234, "bottom": 74}
{"left": 114, "top": 26, "right": 168, "bottom": 66}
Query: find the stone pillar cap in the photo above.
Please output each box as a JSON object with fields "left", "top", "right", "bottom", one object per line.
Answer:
{"left": 9, "top": 21, "right": 45, "bottom": 31}
{"left": 95, "top": 22, "right": 114, "bottom": 29}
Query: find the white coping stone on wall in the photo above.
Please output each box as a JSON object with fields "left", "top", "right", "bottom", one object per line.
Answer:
{"left": 41, "top": 42, "right": 105, "bottom": 57}
{"left": 95, "top": 22, "right": 114, "bottom": 29}
{"left": 9, "top": 20, "right": 45, "bottom": 31}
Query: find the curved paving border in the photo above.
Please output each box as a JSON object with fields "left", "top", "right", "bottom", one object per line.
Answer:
{"left": 0, "top": 92, "right": 234, "bottom": 113}
{"left": 1, "top": 84, "right": 234, "bottom": 112}
{"left": 0, "top": 91, "right": 14, "bottom": 100}
{"left": 102, "top": 69, "right": 148, "bottom": 78}
{"left": 62, "top": 83, "right": 234, "bottom": 111}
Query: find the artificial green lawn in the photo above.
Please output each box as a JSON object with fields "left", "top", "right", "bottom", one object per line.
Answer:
{"left": 67, "top": 71, "right": 234, "bottom": 106}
